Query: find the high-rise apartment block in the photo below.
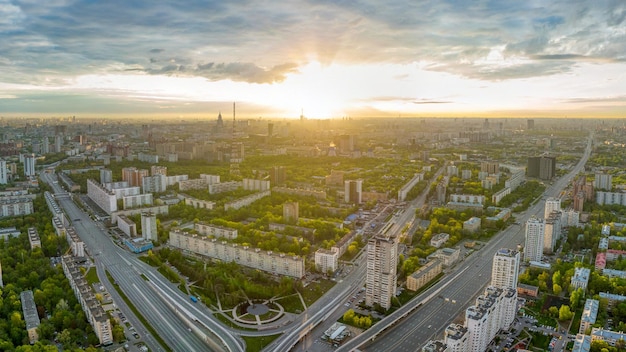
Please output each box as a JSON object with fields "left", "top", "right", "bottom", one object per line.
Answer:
{"left": 366, "top": 236, "right": 397, "bottom": 310}
{"left": 23, "top": 154, "right": 36, "bottom": 177}
{"left": 270, "top": 166, "right": 287, "bottom": 186}
{"left": 544, "top": 211, "right": 562, "bottom": 254}
{"left": 142, "top": 174, "right": 167, "bottom": 193}
{"left": 524, "top": 217, "right": 544, "bottom": 262}
{"left": 491, "top": 248, "right": 520, "bottom": 290}
{"left": 283, "top": 202, "right": 299, "bottom": 223}
{"left": 141, "top": 212, "right": 158, "bottom": 241}
{"left": 122, "top": 167, "right": 149, "bottom": 187}
{"left": 0, "top": 160, "right": 7, "bottom": 184}
{"left": 344, "top": 179, "right": 363, "bottom": 204}
{"left": 544, "top": 197, "right": 561, "bottom": 218}
{"left": 594, "top": 172, "right": 612, "bottom": 190}
{"left": 527, "top": 156, "right": 556, "bottom": 180}
{"left": 464, "top": 286, "right": 517, "bottom": 352}
{"left": 100, "top": 169, "right": 113, "bottom": 184}
{"left": 481, "top": 161, "right": 499, "bottom": 174}
{"left": 151, "top": 165, "right": 167, "bottom": 176}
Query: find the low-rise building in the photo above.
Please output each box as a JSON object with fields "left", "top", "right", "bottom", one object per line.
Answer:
{"left": 572, "top": 334, "right": 591, "bottom": 352}
{"left": 429, "top": 247, "right": 460, "bottom": 267}
{"left": 169, "top": 229, "right": 304, "bottom": 278}
{"left": 430, "top": 233, "right": 450, "bottom": 248}
{"left": 20, "top": 290, "right": 40, "bottom": 344}
{"left": 579, "top": 299, "right": 599, "bottom": 334}
{"left": 517, "top": 283, "right": 539, "bottom": 297}
{"left": 27, "top": 227, "right": 41, "bottom": 249}
{"left": 407, "top": 259, "right": 443, "bottom": 292}
{"left": 117, "top": 215, "right": 137, "bottom": 237}
{"left": 571, "top": 267, "right": 591, "bottom": 291}
{"left": 194, "top": 222, "right": 238, "bottom": 240}
{"left": 315, "top": 249, "right": 338, "bottom": 274}
{"left": 61, "top": 256, "right": 113, "bottom": 345}
{"left": 591, "top": 328, "right": 626, "bottom": 347}
{"left": 463, "top": 217, "right": 481, "bottom": 233}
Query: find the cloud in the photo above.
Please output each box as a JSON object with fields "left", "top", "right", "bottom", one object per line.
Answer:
{"left": 561, "top": 96, "right": 626, "bottom": 104}
{"left": 143, "top": 61, "right": 298, "bottom": 83}
{"left": 413, "top": 100, "right": 453, "bottom": 105}
{"left": 0, "top": 0, "right": 625, "bottom": 116}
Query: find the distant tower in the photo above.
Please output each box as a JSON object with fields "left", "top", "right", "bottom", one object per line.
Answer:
{"left": 270, "top": 166, "right": 286, "bottom": 186}
{"left": 42, "top": 136, "right": 50, "bottom": 154}
{"left": 344, "top": 179, "right": 363, "bottom": 204}
{"left": 23, "top": 154, "right": 36, "bottom": 177}
{"left": 283, "top": 202, "right": 299, "bottom": 223}
{"left": 527, "top": 119, "right": 534, "bottom": 130}
{"left": 229, "top": 102, "right": 242, "bottom": 176}
{"left": 0, "top": 160, "right": 7, "bottom": 185}
{"left": 216, "top": 111, "right": 224, "bottom": 131}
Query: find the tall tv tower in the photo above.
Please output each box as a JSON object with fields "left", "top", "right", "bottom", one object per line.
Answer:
{"left": 230, "top": 102, "right": 242, "bottom": 175}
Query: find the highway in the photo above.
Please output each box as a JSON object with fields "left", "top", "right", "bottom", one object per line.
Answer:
{"left": 42, "top": 173, "right": 245, "bottom": 352}
{"left": 265, "top": 166, "right": 447, "bottom": 352}
{"left": 338, "top": 133, "right": 593, "bottom": 351}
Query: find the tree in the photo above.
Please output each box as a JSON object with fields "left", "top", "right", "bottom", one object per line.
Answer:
{"left": 558, "top": 305, "right": 574, "bottom": 321}
{"left": 343, "top": 309, "right": 355, "bottom": 323}
{"left": 553, "top": 283, "right": 562, "bottom": 296}
{"left": 112, "top": 325, "right": 125, "bottom": 342}
{"left": 548, "top": 306, "right": 558, "bottom": 317}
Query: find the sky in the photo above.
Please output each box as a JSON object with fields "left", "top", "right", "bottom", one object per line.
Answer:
{"left": 1, "top": 0, "right": 625, "bottom": 119}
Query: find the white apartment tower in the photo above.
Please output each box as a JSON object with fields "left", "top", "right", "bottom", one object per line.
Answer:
{"left": 491, "top": 248, "right": 520, "bottom": 290}
{"left": 366, "top": 236, "right": 398, "bottom": 310}
{"left": 23, "top": 154, "right": 36, "bottom": 177}
{"left": 0, "top": 160, "right": 7, "bottom": 184}
{"left": 544, "top": 197, "right": 561, "bottom": 218}
{"left": 141, "top": 212, "right": 158, "bottom": 241}
{"left": 594, "top": 172, "right": 612, "bottom": 190}
{"left": 524, "top": 217, "right": 545, "bottom": 262}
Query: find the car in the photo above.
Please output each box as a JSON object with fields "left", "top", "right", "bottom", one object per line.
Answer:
{"left": 344, "top": 303, "right": 350, "bottom": 307}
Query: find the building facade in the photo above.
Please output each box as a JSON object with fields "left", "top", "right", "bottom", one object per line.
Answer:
{"left": 524, "top": 217, "right": 544, "bottom": 262}
{"left": 366, "top": 236, "right": 397, "bottom": 310}
{"left": 491, "top": 248, "right": 520, "bottom": 290}
{"left": 407, "top": 259, "right": 443, "bottom": 292}
{"left": 169, "top": 229, "right": 305, "bottom": 278}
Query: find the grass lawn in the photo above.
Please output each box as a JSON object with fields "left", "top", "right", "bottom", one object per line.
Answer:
{"left": 275, "top": 293, "right": 305, "bottom": 314}
{"left": 528, "top": 331, "right": 550, "bottom": 350}
{"left": 84, "top": 267, "right": 100, "bottom": 285}
{"left": 301, "top": 279, "right": 336, "bottom": 306}
{"left": 243, "top": 334, "right": 281, "bottom": 352}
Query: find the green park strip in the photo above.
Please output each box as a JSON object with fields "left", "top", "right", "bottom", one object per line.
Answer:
{"left": 242, "top": 334, "right": 282, "bottom": 352}
{"left": 105, "top": 270, "right": 173, "bottom": 352}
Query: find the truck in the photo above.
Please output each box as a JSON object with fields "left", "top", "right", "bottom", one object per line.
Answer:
{"left": 190, "top": 295, "right": 198, "bottom": 303}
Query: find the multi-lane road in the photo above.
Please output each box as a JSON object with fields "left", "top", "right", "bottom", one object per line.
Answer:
{"left": 42, "top": 132, "right": 591, "bottom": 352}
{"left": 338, "top": 133, "right": 592, "bottom": 351}
{"left": 43, "top": 173, "right": 245, "bottom": 352}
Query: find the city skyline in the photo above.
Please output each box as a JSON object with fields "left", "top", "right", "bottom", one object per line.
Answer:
{"left": 1, "top": 1, "right": 625, "bottom": 118}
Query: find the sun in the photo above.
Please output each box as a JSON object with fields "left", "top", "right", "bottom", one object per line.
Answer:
{"left": 279, "top": 61, "right": 347, "bottom": 119}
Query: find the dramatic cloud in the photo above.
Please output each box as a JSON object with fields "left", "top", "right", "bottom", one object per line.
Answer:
{"left": 1, "top": 0, "right": 625, "bottom": 116}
